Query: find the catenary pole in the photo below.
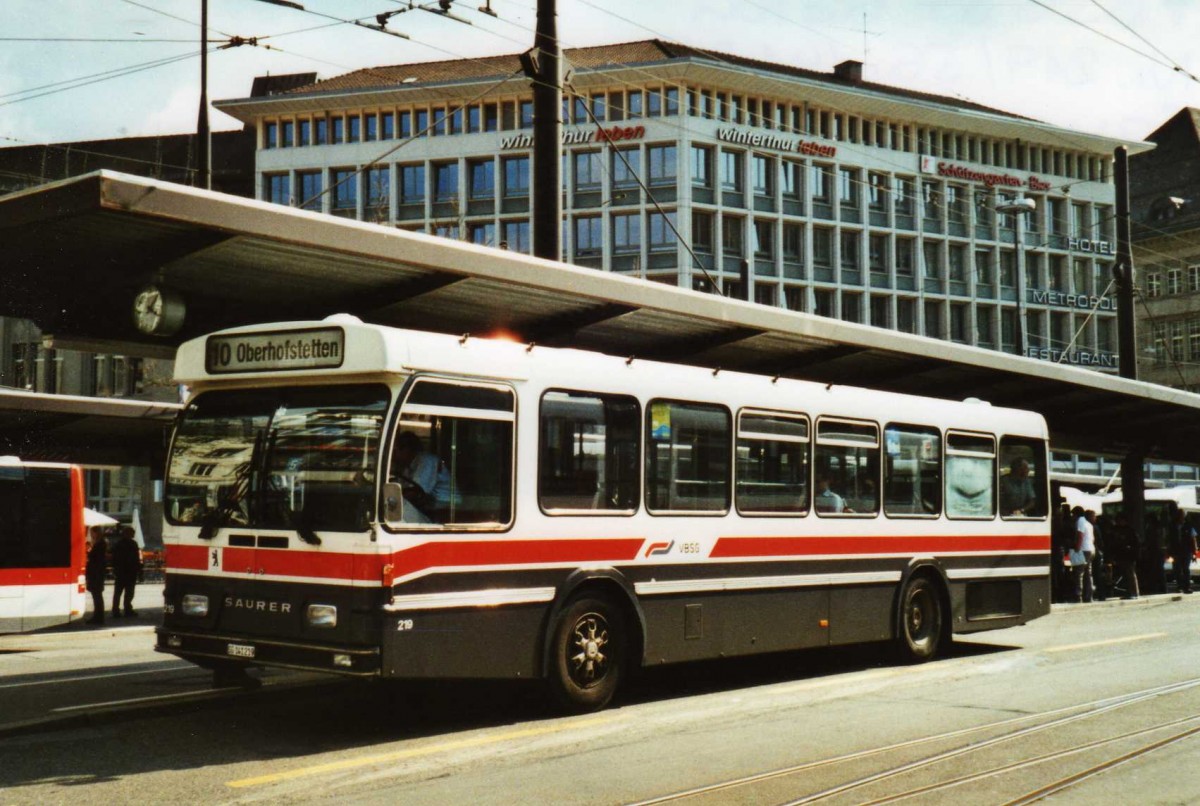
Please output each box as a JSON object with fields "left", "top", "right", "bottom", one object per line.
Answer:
{"left": 531, "top": 0, "right": 561, "bottom": 260}
{"left": 1114, "top": 145, "right": 1147, "bottom": 589}
{"left": 197, "top": 0, "right": 211, "bottom": 189}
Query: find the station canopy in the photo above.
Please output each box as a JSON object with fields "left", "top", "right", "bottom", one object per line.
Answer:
{"left": 3, "top": 170, "right": 1199, "bottom": 464}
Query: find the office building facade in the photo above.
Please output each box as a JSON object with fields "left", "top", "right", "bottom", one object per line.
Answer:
{"left": 216, "top": 40, "right": 1144, "bottom": 369}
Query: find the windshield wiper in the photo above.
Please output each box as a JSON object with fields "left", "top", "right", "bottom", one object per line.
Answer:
{"left": 197, "top": 432, "right": 260, "bottom": 541}
{"left": 287, "top": 507, "right": 322, "bottom": 546}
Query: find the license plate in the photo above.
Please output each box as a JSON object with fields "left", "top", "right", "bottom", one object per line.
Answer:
{"left": 226, "top": 643, "right": 256, "bottom": 659}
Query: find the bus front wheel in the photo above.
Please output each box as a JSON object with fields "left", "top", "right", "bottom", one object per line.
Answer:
{"left": 548, "top": 595, "right": 626, "bottom": 712}
{"left": 897, "top": 576, "right": 944, "bottom": 662}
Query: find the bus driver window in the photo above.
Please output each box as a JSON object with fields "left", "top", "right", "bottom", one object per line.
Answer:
{"left": 384, "top": 379, "right": 515, "bottom": 528}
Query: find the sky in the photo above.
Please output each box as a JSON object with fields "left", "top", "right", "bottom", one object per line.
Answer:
{"left": 2, "top": 0, "right": 1199, "bottom": 149}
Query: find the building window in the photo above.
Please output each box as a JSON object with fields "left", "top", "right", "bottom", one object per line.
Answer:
{"left": 692, "top": 211, "right": 714, "bottom": 253}
{"left": 812, "top": 228, "right": 832, "bottom": 268}
{"left": 469, "top": 222, "right": 495, "bottom": 246}
{"left": 298, "top": 119, "right": 311, "bottom": 147}
{"left": 1189, "top": 265, "right": 1200, "bottom": 293}
{"left": 400, "top": 164, "right": 426, "bottom": 205}
{"left": 691, "top": 145, "right": 713, "bottom": 189}
{"left": 331, "top": 168, "right": 358, "bottom": 215}
{"left": 753, "top": 155, "right": 773, "bottom": 197}
{"left": 575, "top": 216, "right": 602, "bottom": 256}
{"left": 1146, "top": 272, "right": 1161, "bottom": 298}
{"left": 948, "top": 244, "right": 966, "bottom": 281}
{"left": 1167, "top": 268, "right": 1182, "bottom": 295}
{"left": 612, "top": 213, "right": 640, "bottom": 254}
{"left": 503, "top": 156, "right": 530, "bottom": 197}
{"left": 722, "top": 216, "right": 744, "bottom": 257}
{"left": 811, "top": 164, "right": 832, "bottom": 203}
{"left": 649, "top": 212, "right": 677, "bottom": 252}
{"left": 976, "top": 306, "right": 994, "bottom": 346}
{"left": 839, "top": 167, "right": 858, "bottom": 208}
{"left": 347, "top": 115, "right": 361, "bottom": 143}
{"left": 263, "top": 121, "right": 277, "bottom": 149}
{"left": 840, "top": 231, "right": 860, "bottom": 271}
{"left": 502, "top": 219, "right": 530, "bottom": 253}
{"left": 923, "top": 242, "right": 941, "bottom": 280}
{"left": 897, "top": 298, "right": 916, "bottom": 333}
{"left": 364, "top": 114, "right": 377, "bottom": 142}
{"left": 975, "top": 248, "right": 993, "bottom": 285}
{"left": 315, "top": 117, "right": 328, "bottom": 145}
{"left": 924, "top": 301, "right": 943, "bottom": 338}
{"left": 753, "top": 219, "right": 774, "bottom": 259}
{"left": 781, "top": 161, "right": 802, "bottom": 201}
{"left": 868, "top": 172, "right": 888, "bottom": 210}
{"left": 281, "top": 120, "right": 294, "bottom": 148}
{"left": 999, "top": 250, "right": 1016, "bottom": 287}
{"left": 893, "top": 177, "right": 913, "bottom": 215}
{"left": 721, "top": 149, "right": 743, "bottom": 192}
{"left": 434, "top": 162, "right": 458, "bottom": 202}
{"left": 574, "top": 151, "right": 602, "bottom": 191}
{"left": 814, "top": 289, "right": 834, "bottom": 317}
{"left": 381, "top": 112, "right": 394, "bottom": 140}
{"left": 612, "top": 147, "right": 641, "bottom": 189}
{"left": 365, "top": 167, "right": 390, "bottom": 221}
{"left": 896, "top": 239, "right": 915, "bottom": 276}
{"left": 647, "top": 144, "right": 677, "bottom": 186}
{"left": 868, "top": 234, "right": 886, "bottom": 273}
{"left": 468, "top": 159, "right": 494, "bottom": 200}
{"left": 950, "top": 304, "right": 968, "bottom": 343}
{"left": 297, "top": 170, "right": 322, "bottom": 211}
{"left": 782, "top": 222, "right": 802, "bottom": 263}
{"left": 265, "top": 173, "right": 290, "bottom": 206}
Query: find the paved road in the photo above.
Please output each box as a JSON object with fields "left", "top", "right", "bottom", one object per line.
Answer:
{"left": 2, "top": 594, "right": 1199, "bottom": 804}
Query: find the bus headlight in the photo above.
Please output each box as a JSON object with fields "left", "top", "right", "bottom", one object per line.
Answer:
{"left": 307, "top": 604, "right": 338, "bottom": 628}
{"left": 181, "top": 594, "right": 209, "bottom": 616}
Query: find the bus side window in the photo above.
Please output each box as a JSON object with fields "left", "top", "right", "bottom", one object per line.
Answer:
{"left": 946, "top": 432, "right": 995, "bottom": 519}
{"left": 539, "top": 390, "right": 639, "bottom": 514}
{"left": 999, "top": 436, "right": 1048, "bottom": 519}
{"left": 646, "top": 400, "right": 730, "bottom": 514}
{"left": 388, "top": 379, "right": 515, "bottom": 528}
{"left": 883, "top": 424, "right": 941, "bottom": 517}
{"left": 736, "top": 410, "right": 809, "bottom": 515}
{"left": 814, "top": 419, "right": 879, "bottom": 516}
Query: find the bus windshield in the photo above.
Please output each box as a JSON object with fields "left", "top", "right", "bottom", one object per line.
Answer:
{"left": 166, "top": 384, "right": 390, "bottom": 534}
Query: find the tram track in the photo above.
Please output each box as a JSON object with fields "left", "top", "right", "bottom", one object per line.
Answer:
{"left": 631, "top": 677, "right": 1200, "bottom": 806}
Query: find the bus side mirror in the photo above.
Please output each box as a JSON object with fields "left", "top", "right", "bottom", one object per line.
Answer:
{"left": 383, "top": 482, "right": 404, "bottom": 522}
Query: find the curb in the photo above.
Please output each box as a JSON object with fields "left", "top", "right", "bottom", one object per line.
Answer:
{"left": 1051, "top": 592, "right": 1187, "bottom": 613}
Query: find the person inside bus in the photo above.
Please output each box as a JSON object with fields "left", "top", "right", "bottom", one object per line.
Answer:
{"left": 815, "top": 476, "right": 846, "bottom": 513}
{"left": 390, "top": 431, "right": 456, "bottom": 523}
{"left": 1000, "top": 457, "right": 1038, "bottom": 516}
{"left": 85, "top": 527, "right": 108, "bottom": 625}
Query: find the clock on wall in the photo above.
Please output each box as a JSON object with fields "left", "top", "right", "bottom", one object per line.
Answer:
{"left": 131, "top": 285, "right": 186, "bottom": 336}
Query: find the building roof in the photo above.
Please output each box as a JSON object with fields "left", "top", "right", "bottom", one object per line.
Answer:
{"left": 285, "top": 39, "right": 1028, "bottom": 121}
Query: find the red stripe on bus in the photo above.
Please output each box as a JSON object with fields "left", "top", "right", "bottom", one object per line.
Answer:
{"left": 710, "top": 534, "right": 1050, "bottom": 558}
{"left": 387, "top": 538, "right": 646, "bottom": 579}
{"left": 0, "top": 568, "right": 76, "bottom": 585}
{"left": 165, "top": 544, "right": 210, "bottom": 570}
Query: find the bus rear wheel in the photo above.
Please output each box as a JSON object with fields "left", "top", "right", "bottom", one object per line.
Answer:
{"left": 548, "top": 595, "right": 625, "bottom": 712}
{"left": 897, "top": 576, "right": 943, "bottom": 662}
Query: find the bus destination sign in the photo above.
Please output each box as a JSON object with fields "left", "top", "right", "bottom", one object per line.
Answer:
{"left": 205, "top": 327, "right": 345, "bottom": 374}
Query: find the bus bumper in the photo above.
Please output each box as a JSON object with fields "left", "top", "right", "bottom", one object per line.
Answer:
{"left": 154, "top": 627, "right": 381, "bottom": 677}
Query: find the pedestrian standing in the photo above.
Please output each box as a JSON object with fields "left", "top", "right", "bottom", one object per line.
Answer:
{"left": 1171, "top": 510, "right": 1196, "bottom": 594}
{"left": 1111, "top": 512, "right": 1141, "bottom": 599}
{"left": 111, "top": 525, "right": 142, "bottom": 617}
{"left": 1072, "top": 506, "right": 1095, "bottom": 603}
{"left": 1052, "top": 503, "right": 1073, "bottom": 603}
{"left": 85, "top": 528, "right": 108, "bottom": 625}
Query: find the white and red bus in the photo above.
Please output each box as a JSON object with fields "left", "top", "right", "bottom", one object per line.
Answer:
{"left": 156, "top": 317, "right": 1051, "bottom": 710}
{"left": 0, "top": 457, "right": 87, "bottom": 633}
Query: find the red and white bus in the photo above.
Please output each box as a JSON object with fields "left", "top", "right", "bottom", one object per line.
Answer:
{"left": 0, "top": 457, "right": 88, "bottom": 633}
{"left": 156, "top": 317, "right": 1051, "bottom": 710}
